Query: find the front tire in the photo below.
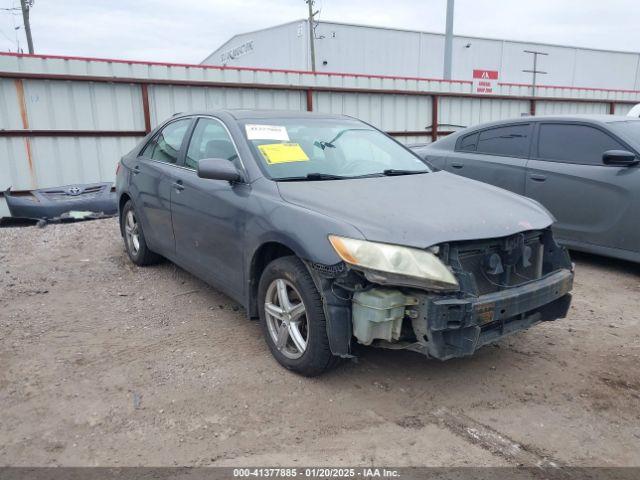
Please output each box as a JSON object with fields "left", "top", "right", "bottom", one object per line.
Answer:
{"left": 258, "top": 256, "right": 340, "bottom": 376}
{"left": 120, "top": 200, "right": 161, "bottom": 266}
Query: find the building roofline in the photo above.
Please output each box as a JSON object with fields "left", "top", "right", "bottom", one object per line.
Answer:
{"left": 201, "top": 19, "right": 307, "bottom": 64}
{"left": 225, "top": 19, "right": 306, "bottom": 40}
{"left": 315, "top": 19, "right": 640, "bottom": 56}
{"left": 247, "top": 18, "right": 640, "bottom": 57}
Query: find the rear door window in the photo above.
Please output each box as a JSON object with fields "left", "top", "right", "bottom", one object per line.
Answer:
{"left": 458, "top": 132, "right": 478, "bottom": 152}
{"left": 476, "top": 124, "right": 531, "bottom": 158}
{"left": 537, "top": 123, "right": 626, "bottom": 165}
{"left": 141, "top": 119, "right": 191, "bottom": 164}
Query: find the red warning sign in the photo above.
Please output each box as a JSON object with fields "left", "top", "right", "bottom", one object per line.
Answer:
{"left": 472, "top": 69, "right": 499, "bottom": 94}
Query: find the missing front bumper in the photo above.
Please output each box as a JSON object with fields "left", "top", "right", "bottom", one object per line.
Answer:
{"left": 410, "top": 268, "right": 573, "bottom": 360}
{"left": 350, "top": 268, "right": 573, "bottom": 360}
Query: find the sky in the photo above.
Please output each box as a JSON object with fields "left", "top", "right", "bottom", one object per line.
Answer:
{"left": 1, "top": 0, "right": 639, "bottom": 65}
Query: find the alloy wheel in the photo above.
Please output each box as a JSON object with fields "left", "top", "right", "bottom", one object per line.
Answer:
{"left": 264, "top": 278, "right": 308, "bottom": 359}
{"left": 124, "top": 210, "right": 140, "bottom": 255}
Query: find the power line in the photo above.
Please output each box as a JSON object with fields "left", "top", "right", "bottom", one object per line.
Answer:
{"left": 0, "top": 3, "right": 18, "bottom": 50}
{"left": 0, "top": 25, "right": 17, "bottom": 46}
{"left": 0, "top": 0, "right": 20, "bottom": 13}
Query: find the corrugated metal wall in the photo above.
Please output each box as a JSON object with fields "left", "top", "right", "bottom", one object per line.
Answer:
{"left": 313, "top": 92, "right": 433, "bottom": 130}
{"left": 1, "top": 136, "right": 139, "bottom": 189}
{"left": 1, "top": 52, "right": 639, "bottom": 217}
{"left": 149, "top": 85, "right": 306, "bottom": 124}
{"left": 22, "top": 80, "right": 144, "bottom": 131}
{"left": 439, "top": 97, "right": 530, "bottom": 132}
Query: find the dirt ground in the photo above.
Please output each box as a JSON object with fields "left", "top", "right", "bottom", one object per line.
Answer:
{"left": 1, "top": 218, "right": 639, "bottom": 467}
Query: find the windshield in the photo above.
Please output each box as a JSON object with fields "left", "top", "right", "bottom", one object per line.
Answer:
{"left": 609, "top": 120, "right": 640, "bottom": 143}
{"left": 241, "top": 118, "right": 429, "bottom": 180}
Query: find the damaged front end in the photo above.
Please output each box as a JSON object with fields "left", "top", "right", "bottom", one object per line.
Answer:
{"left": 4, "top": 183, "right": 117, "bottom": 221}
{"left": 308, "top": 229, "right": 573, "bottom": 361}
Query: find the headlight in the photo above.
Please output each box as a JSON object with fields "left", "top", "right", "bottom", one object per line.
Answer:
{"left": 328, "top": 235, "right": 459, "bottom": 292}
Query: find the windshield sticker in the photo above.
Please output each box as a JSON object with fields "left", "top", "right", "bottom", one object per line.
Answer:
{"left": 258, "top": 143, "right": 309, "bottom": 164}
{"left": 245, "top": 124, "right": 290, "bottom": 141}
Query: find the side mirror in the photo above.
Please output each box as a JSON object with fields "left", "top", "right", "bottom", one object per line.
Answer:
{"left": 602, "top": 150, "right": 639, "bottom": 166}
{"left": 197, "top": 158, "right": 243, "bottom": 182}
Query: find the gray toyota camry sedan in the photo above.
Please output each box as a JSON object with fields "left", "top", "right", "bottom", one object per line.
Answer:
{"left": 115, "top": 110, "right": 574, "bottom": 376}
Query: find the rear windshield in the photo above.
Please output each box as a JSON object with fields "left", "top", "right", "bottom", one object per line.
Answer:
{"left": 239, "top": 118, "right": 428, "bottom": 180}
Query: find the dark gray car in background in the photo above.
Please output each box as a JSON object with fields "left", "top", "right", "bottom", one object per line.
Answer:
{"left": 412, "top": 115, "right": 640, "bottom": 263}
{"left": 116, "top": 110, "right": 573, "bottom": 376}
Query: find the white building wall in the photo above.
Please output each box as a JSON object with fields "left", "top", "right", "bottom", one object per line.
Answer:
{"left": 449, "top": 36, "right": 502, "bottom": 81}
{"left": 572, "top": 48, "right": 639, "bottom": 90}
{"left": 498, "top": 40, "right": 578, "bottom": 86}
{"left": 417, "top": 32, "right": 446, "bottom": 78}
{"left": 201, "top": 22, "right": 309, "bottom": 71}
{"left": 313, "top": 23, "right": 423, "bottom": 76}
{"left": 204, "top": 20, "right": 640, "bottom": 91}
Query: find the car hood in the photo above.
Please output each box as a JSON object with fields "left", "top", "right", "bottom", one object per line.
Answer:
{"left": 276, "top": 171, "right": 554, "bottom": 248}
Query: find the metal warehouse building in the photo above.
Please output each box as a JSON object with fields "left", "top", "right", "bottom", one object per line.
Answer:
{"left": 202, "top": 20, "right": 640, "bottom": 91}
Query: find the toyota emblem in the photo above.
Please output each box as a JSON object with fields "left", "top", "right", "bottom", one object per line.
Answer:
{"left": 67, "top": 186, "right": 82, "bottom": 196}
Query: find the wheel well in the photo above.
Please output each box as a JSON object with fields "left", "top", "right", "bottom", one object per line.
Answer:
{"left": 249, "top": 242, "right": 296, "bottom": 318}
{"left": 119, "top": 193, "right": 131, "bottom": 213}
{"left": 118, "top": 193, "right": 131, "bottom": 236}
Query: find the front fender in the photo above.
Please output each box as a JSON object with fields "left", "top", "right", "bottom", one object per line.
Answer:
{"left": 244, "top": 200, "right": 365, "bottom": 280}
{"left": 243, "top": 195, "right": 363, "bottom": 356}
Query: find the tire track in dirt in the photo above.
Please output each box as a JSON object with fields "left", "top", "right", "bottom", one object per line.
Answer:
{"left": 430, "top": 407, "right": 562, "bottom": 467}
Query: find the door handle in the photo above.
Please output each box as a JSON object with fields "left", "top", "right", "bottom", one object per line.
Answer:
{"left": 173, "top": 180, "right": 185, "bottom": 192}
{"left": 450, "top": 162, "right": 464, "bottom": 169}
{"left": 132, "top": 165, "right": 141, "bottom": 175}
{"left": 529, "top": 174, "right": 547, "bottom": 182}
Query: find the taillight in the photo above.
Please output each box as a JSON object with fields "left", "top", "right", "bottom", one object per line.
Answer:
{"left": 115, "top": 162, "right": 121, "bottom": 176}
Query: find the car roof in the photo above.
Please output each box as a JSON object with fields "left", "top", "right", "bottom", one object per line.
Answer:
{"left": 467, "top": 114, "right": 638, "bottom": 130}
{"left": 423, "top": 113, "right": 640, "bottom": 152}
{"left": 532, "top": 114, "right": 637, "bottom": 124}
{"left": 173, "top": 109, "right": 352, "bottom": 121}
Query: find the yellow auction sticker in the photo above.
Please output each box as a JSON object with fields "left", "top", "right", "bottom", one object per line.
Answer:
{"left": 258, "top": 143, "right": 309, "bottom": 164}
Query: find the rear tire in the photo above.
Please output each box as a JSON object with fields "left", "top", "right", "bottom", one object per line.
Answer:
{"left": 120, "top": 200, "right": 161, "bottom": 266}
{"left": 258, "top": 256, "right": 341, "bottom": 376}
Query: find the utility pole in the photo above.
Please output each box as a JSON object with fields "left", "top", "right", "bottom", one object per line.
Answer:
{"left": 523, "top": 50, "right": 548, "bottom": 98}
{"left": 306, "top": 0, "right": 317, "bottom": 72}
{"left": 443, "top": 0, "right": 454, "bottom": 80}
{"left": 19, "top": 0, "right": 34, "bottom": 54}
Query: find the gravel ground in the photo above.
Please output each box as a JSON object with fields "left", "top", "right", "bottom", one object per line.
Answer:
{"left": 0, "top": 218, "right": 639, "bottom": 467}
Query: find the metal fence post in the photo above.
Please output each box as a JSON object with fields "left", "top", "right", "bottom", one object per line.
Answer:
{"left": 141, "top": 84, "right": 152, "bottom": 133}
{"left": 306, "top": 89, "right": 313, "bottom": 112}
{"left": 431, "top": 95, "right": 439, "bottom": 142}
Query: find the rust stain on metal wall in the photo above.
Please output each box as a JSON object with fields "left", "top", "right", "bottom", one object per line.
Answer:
{"left": 14, "top": 79, "right": 37, "bottom": 188}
